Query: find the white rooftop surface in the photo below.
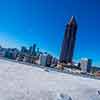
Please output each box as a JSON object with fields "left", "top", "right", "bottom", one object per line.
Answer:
{"left": 0, "top": 59, "right": 100, "bottom": 100}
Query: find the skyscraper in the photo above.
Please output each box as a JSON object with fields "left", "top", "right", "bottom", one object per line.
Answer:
{"left": 32, "top": 44, "right": 36, "bottom": 56}
{"left": 60, "top": 16, "right": 77, "bottom": 63}
{"left": 29, "top": 44, "right": 36, "bottom": 56}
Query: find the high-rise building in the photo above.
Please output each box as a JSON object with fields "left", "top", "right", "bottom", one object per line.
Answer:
{"left": 39, "top": 53, "right": 53, "bottom": 67}
{"left": 46, "top": 54, "right": 53, "bottom": 67}
{"left": 36, "top": 48, "right": 40, "bottom": 57}
{"left": 29, "top": 44, "right": 36, "bottom": 56}
{"left": 21, "top": 46, "right": 28, "bottom": 54}
{"left": 39, "top": 53, "right": 48, "bottom": 66}
{"left": 80, "top": 58, "right": 92, "bottom": 73}
{"left": 51, "top": 57, "right": 58, "bottom": 66}
{"left": 60, "top": 16, "right": 77, "bottom": 63}
{"left": 32, "top": 44, "right": 36, "bottom": 56}
{"left": 29, "top": 46, "right": 33, "bottom": 55}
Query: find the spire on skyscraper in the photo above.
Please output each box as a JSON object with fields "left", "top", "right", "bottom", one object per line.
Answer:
{"left": 68, "top": 16, "right": 77, "bottom": 26}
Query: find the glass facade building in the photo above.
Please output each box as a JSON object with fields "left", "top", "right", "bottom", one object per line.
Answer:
{"left": 60, "top": 16, "right": 77, "bottom": 63}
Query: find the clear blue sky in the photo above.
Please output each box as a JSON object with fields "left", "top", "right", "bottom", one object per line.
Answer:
{"left": 0, "top": 0, "right": 100, "bottom": 65}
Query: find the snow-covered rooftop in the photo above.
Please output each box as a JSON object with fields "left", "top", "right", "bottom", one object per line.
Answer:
{"left": 0, "top": 59, "right": 100, "bottom": 100}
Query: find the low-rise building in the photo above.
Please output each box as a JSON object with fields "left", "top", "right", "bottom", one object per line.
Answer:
{"left": 16, "top": 54, "right": 24, "bottom": 61}
{"left": 0, "top": 48, "right": 7, "bottom": 57}
{"left": 95, "top": 71, "right": 100, "bottom": 77}
{"left": 23, "top": 55, "right": 33, "bottom": 63}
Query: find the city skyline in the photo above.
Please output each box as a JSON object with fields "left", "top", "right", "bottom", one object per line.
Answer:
{"left": 0, "top": 0, "right": 100, "bottom": 66}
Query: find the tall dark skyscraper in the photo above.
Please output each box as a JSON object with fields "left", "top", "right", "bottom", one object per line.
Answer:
{"left": 60, "top": 16, "right": 77, "bottom": 63}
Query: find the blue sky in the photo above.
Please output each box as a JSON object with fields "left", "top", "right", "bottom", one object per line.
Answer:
{"left": 0, "top": 0, "right": 100, "bottom": 65}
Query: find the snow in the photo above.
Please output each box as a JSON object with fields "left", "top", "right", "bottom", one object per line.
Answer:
{"left": 0, "top": 59, "right": 100, "bottom": 100}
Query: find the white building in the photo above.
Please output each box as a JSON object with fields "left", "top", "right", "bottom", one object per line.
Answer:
{"left": 39, "top": 53, "right": 52, "bottom": 67}
{"left": 39, "top": 53, "right": 48, "bottom": 66}
{"left": 80, "top": 58, "right": 92, "bottom": 73}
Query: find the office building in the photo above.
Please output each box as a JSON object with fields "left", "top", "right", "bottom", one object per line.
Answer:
{"left": 39, "top": 53, "right": 52, "bottom": 67}
{"left": 51, "top": 57, "right": 58, "bottom": 66}
{"left": 80, "top": 58, "right": 92, "bottom": 73}
{"left": 32, "top": 44, "right": 36, "bottom": 56}
{"left": 39, "top": 53, "right": 48, "bottom": 66}
{"left": 60, "top": 16, "right": 77, "bottom": 63}
{"left": 29, "top": 44, "right": 36, "bottom": 56}
{"left": 46, "top": 54, "right": 53, "bottom": 67}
